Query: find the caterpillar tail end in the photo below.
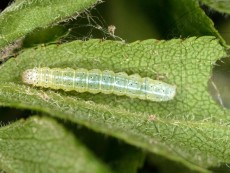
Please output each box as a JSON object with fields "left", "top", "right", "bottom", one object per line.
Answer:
{"left": 158, "top": 84, "right": 177, "bottom": 102}
{"left": 169, "top": 85, "right": 177, "bottom": 100}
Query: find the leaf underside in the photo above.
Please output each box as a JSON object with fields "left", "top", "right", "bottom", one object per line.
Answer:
{"left": 0, "top": 116, "right": 112, "bottom": 173}
{"left": 0, "top": 0, "right": 98, "bottom": 49}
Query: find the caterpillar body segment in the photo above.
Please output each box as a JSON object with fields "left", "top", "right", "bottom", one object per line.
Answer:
{"left": 22, "top": 67, "right": 176, "bottom": 102}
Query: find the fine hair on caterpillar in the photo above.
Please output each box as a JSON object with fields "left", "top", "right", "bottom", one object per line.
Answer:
{"left": 22, "top": 67, "right": 176, "bottom": 102}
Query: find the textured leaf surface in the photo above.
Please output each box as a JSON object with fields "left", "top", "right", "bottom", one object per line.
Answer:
{"left": 0, "top": 116, "right": 112, "bottom": 173}
{"left": 0, "top": 0, "right": 98, "bottom": 49}
{"left": 0, "top": 37, "right": 228, "bottom": 172}
{"left": 200, "top": 0, "right": 230, "bottom": 14}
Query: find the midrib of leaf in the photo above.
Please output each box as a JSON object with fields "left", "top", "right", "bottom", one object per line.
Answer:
{"left": 0, "top": 37, "right": 229, "bottom": 172}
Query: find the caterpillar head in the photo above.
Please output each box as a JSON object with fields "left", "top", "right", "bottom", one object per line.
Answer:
{"left": 22, "top": 68, "right": 39, "bottom": 85}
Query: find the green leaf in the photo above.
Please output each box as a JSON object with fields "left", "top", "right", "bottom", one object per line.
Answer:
{"left": 0, "top": 0, "right": 99, "bottom": 49}
{"left": 200, "top": 0, "right": 230, "bottom": 14}
{"left": 134, "top": 0, "right": 226, "bottom": 46}
{"left": 0, "top": 37, "right": 228, "bottom": 172}
{"left": 0, "top": 116, "right": 112, "bottom": 173}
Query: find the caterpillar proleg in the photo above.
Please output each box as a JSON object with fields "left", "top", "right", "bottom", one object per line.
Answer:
{"left": 22, "top": 67, "right": 176, "bottom": 102}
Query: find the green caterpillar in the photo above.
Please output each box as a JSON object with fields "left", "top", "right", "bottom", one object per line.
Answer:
{"left": 22, "top": 67, "right": 176, "bottom": 102}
